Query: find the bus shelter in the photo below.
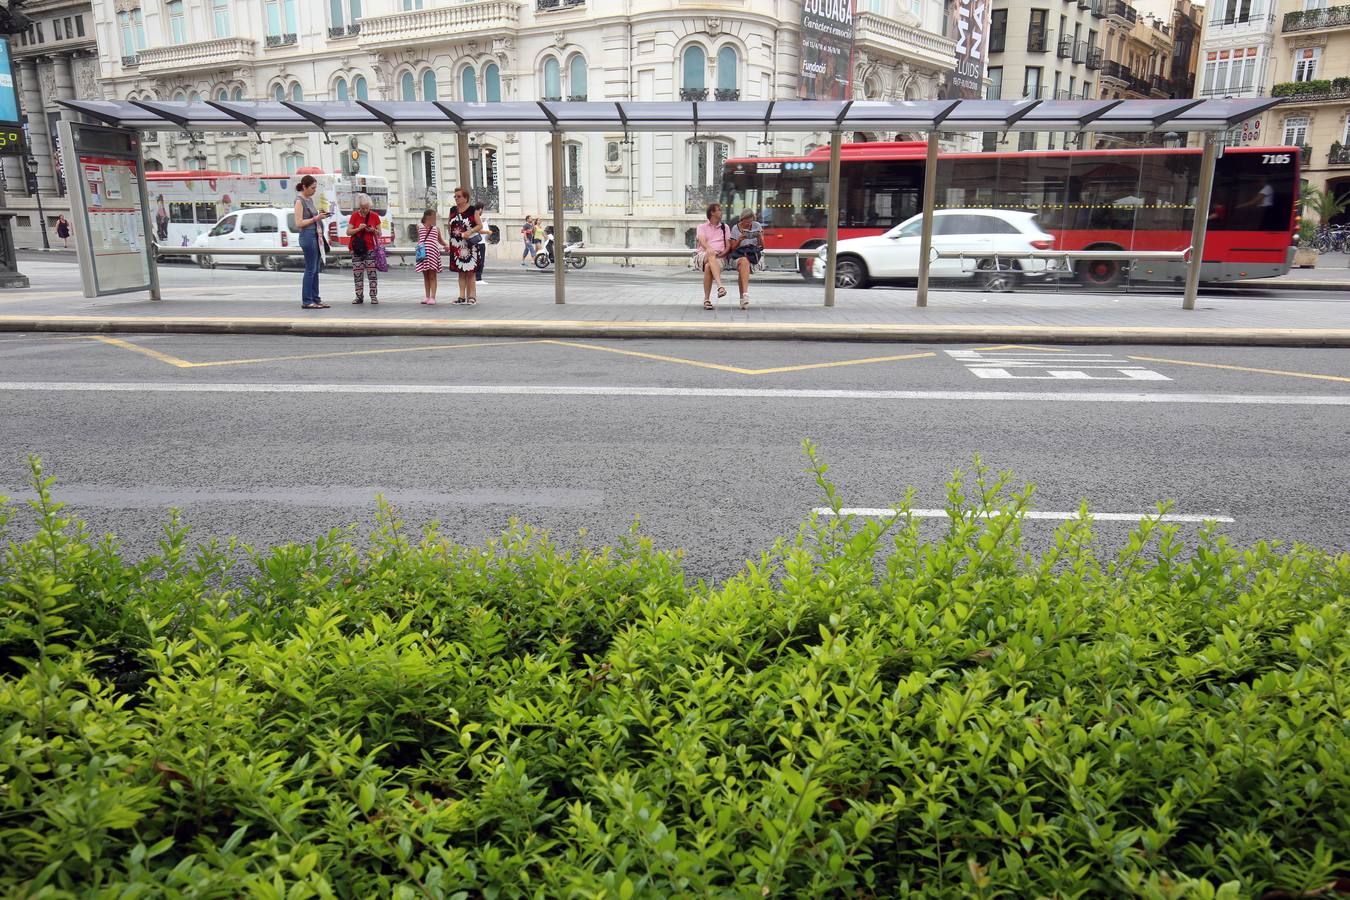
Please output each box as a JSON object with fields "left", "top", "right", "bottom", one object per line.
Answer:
{"left": 58, "top": 97, "right": 1284, "bottom": 311}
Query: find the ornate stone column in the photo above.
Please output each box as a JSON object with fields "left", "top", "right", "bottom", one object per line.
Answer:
{"left": 17, "top": 59, "right": 56, "bottom": 195}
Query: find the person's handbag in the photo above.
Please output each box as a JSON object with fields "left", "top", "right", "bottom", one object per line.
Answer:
{"left": 690, "top": 248, "right": 707, "bottom": 270}
{"left": 372, "top": 239, "right": 389, "bottom": 273}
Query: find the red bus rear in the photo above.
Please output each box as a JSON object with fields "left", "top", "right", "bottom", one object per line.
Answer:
{"left": 721, "top": 142, "right": 1300, "bottom": 286}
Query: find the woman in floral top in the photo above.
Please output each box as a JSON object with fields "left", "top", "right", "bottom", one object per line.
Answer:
{"left": 447, "top": 187, "right": 486, "bottom": 305}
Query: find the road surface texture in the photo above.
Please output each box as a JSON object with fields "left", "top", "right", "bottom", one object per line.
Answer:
{"left": 1, "top": 331, "right": 1346, "bottom": 582}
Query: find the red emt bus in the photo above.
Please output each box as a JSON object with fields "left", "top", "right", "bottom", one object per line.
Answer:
{"left": 721, "top": 142, "right": 1300, "bottom": 287}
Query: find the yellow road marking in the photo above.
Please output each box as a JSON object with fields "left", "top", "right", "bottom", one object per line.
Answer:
{"left": 541, "top": 340, "right": 761, "bottom": 374}
{"left": 88, "top": 335, "right": 195, "bottom": 368}
{"left": 186, "top": 339, "right": 548, "bottom": 368}
{"left": 543, "top": 340, "right": 935, "bottom": 375}
{"left": 1127, "top": 355, "right": 1350, "bottom": 384}
{"left": 739, "top": 351, "right": 936, "bottom": 374}
{"left": 977, "top": 344, "right": 1073, "bottom": 352}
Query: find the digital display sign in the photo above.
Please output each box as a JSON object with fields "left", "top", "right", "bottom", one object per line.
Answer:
{"left": 0, "top": 38, "right": 20, "bottom": 126}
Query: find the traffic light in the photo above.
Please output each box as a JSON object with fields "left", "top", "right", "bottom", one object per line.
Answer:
{"left": 340, "top": 135, "right": 360, "bottom": 176}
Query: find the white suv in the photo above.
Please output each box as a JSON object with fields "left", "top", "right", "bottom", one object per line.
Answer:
{"left": 193, "top": 208, "right": 301, "bottom": 271}
{"left": 814, "top": 209, "right": 1059, "bottom": 291}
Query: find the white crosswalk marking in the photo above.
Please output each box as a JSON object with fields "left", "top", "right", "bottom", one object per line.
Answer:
{"left": 946, "top": 348, "right": 1171, "bottom": 381}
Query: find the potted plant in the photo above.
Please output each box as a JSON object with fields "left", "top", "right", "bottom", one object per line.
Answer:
{"left": 1295, "top": 218, "right": 1319, "bottom": 268}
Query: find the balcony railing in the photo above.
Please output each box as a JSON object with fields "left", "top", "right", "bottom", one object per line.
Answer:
{"left": 1073, "top": 39, "right": 1088, "bottom": 63}
{"left": 1057, "top": 37, "right": 1072, "bottom": 58}
{"left": 1055, "top": 90, "right": 1073, "bottom": 100}
{"left": 1108, "top": 0, "right": 1138, "bottom": 23}
{"left": 1028, "top": 30, "right": 1048, "bottom": 51}
{"left": 1209, "top": 12, "right": 1275, "bottom": 26}
{"left": 546, "top": 185, "right": 584, "bottom": 212}
{"left": 264, "top": 32, "right": 297, "bottom": 48}
{"left": 328, "top": 23, "right": 360, "bottom": 38}
{"left": 1329, "top": 146, "right": 1350, "bottom": 166}
{"left": 680, "top": 88, "right": 708, "bottom": 101}
{"left": 1087, "top": 47, "right": 1103, "bottom": 69}
{"left": 121, "top": 53, "right": 139, "bottom": 68}
{"left": 714, "top": 88, "right": 740, "bottom": 101}
{"left": 359, "top": 1, "right": 520, "bottom": 48}
{"left": 685, "top": 185, "right": 721, "bottom": 214}
{"left": 139, "top": 37, "right": 256, "bottom": 75}
{"left": 1272, "top": 80, "right": 1350, "bottom": 103}
{"left": 1125, "top": 75, "right": 1152, "bottom": 95}
{"left": 471, "top": 185, "right": 499, "bottom": 213}
{"left": 1100, "top": 60, "right": 1131, "bottom": 82}
{"left": 1283, "top": 4, "right": 1350, "bottom": 31}
{"left": 1091, "top": 0, "right": 1106, "bottom": 17}
{"left": 537, "top": 0, "right": 585, "bottom": 9}
{"left": 1150, "top": 73, "right": 1169, "bottom": 95}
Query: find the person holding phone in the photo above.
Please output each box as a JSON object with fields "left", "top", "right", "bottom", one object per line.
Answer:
{"left": 295, "top": 175, "right": 331, "bottom": 309}
{"left": 346, "top": 192, "right": 381, "bottom": 304}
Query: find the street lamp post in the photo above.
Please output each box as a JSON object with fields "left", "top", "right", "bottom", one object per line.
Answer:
{"left": 23, "top": 154, "right": 49, "bottom": 250}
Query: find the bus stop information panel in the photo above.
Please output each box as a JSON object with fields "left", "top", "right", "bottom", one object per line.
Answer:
{"left": 58, "top": 122, "right": 154, "bottom": 297}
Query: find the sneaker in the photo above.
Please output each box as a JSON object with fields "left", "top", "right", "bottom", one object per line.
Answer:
{"left": 353, "top": 299, "right": 364, "bottom": 304}
{"left": 371, "top": 298, "right": 378, "bottom": 304}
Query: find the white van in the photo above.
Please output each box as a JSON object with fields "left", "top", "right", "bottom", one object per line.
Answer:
{"left": 192, "top": 207, "right": 301, "bottom": 271}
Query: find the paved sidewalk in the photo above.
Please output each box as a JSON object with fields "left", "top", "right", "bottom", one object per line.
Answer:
{"left": 1, "top": 256, "right": 1347, "bottom": 346}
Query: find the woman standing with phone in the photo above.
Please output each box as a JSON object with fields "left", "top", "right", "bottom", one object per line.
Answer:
{"left": 294, "top": 175, "right": 331, "bottom": 309}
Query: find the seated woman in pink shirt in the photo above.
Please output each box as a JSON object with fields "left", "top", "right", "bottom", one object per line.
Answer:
{"left": 696, "top": 202, "right": 734, "bottom": 310}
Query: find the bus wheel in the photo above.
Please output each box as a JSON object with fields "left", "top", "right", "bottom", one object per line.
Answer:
{"left": 261, "top": 256, "right": 281, "bottom": 272}
{"left": 1076, "top": 255, "right": 1124, "bottom": 289}
{"left": 835, "top": 256, "right": 869, "bottom": 289}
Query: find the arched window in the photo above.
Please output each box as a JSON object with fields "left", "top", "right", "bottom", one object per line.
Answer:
{"left": 144, "top": 158, "right": 164, "bottom": 172}
{"left": 460, "top": 67, "right": 477, "bottom": 102}
{"left": 280, "top": 151, "right": 305, "bottom": 173}
{"left": 189, "top": 91, "right": 200, "bottom": 102}
{"left": 273, "top": 84, "right": 285, "bottom": 102}
{"left": 231, "top": 87, "right": 243, "bottom": 102}
{"left": 716, "top": 46, "right": 738, "bottom": 99}
{"left": 353, "top": 75, "right": 368, "bottom": 100}
{"left": 681, "top": 46, "right": 706, "bottom": 99}
{"left": 543, "top": 58, "right": 561, "bottom": 101}
{"left": 421, "top": 69, "right": 437, "bottom": 101}
{"left": 400, "top": 71, "right": 416, "bottom": 101}
{"left": 335, "top": 78, "right": 348, "bottom": 101}
{"left": 216, "top": 88, "right": 228, "bottom": 102}
{"left": 226, "top": 154, "right": 248, "bottom": 174}
{"left": 408, "top": 148, "right": 437, "bottom": 208}
{"left": 291, "top": 84, "right": 303, "bottom": 103}
{"left": 173, "top": 90, "right": 186, "bottom": 102}
{"left": 688, "top": 137, "right": 730, "bottom": 191}
{"left": 568, "top": 55, "right": 587, "bottom": 101}
{"left": 484, "top": 63, "right": 501, "bottom": 102}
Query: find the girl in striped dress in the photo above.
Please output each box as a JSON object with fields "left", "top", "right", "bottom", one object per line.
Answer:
{"left": 415, "top": 208, "right": 449, "bottom": 305}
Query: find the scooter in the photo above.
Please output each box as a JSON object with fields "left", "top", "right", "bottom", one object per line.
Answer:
{"left": 534, "top": 236, "right": 587, "bottom": 270}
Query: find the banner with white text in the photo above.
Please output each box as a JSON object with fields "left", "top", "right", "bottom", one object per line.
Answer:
{"left": 799, "top": 0, "right": 855, "bottom": 101}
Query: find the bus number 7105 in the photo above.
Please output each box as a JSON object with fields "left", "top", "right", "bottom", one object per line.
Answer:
{"left": 1262, "top": 154, "right": 1292, "bottom": 165}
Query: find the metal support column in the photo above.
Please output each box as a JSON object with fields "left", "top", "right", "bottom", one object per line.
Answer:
{"left": 1182, "top": 132, "right": 1219, "bottom": 311}
{"left": 457, "top": 132, "right": 471, "bottom": 193}
{"left": 916, "top": 131, "right": 940, "bottom": 308}
{"left": 136, "top": 135, "right": 161, "bottom": 301}
{"left": 823, "top": 130, "right": 842, "bottom": 307}
{"left": 552, "top": 134, "right": 565, "bottom": 305}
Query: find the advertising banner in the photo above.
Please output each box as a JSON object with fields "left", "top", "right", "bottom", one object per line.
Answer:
{"left": 48, "top": 111, "right": 67, "bottom": 196}
{"left": 799, "top": 0, "right": 855, "bottom": 101}
{"left": 945, "top": 0, "right": 991, "bottom": 99}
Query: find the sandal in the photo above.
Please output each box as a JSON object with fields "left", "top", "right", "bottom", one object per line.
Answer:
{"left": 352, "top": 299, "right": 364, "bottom": 304}
{"left": 453, "top": 297, "right": 468, "bottom": 304}
{"left": 703, "top": 299, "right": 714, "bottom": 310}
{"left": 740, "top": 296, "right": 749, "bottom": 310}
{"left": 466, "top": 297, "right": 477, "bottom": 305}
{"left": 717, "top": 286, "right": 727, "bottom": 299}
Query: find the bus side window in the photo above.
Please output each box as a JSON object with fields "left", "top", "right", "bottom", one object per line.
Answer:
{"left": 195, "top": 202, "right": 217, "bottom": 224}
{"left": 169, "top": 202, "right": 194, "bottom": 223}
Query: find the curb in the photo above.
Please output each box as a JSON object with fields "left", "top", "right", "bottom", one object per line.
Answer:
{"left": 4, "top": 315, "right": 1350, "bottom": 347}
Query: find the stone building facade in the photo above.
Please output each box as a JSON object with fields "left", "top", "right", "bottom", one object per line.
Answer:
{"left": 85, "top": 0, "right": 958, "bottom": 250}
{"left": 5, "top": 0, "right": 100, "bottom": 249}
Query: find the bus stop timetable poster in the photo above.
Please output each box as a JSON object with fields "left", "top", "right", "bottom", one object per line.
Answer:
{"left": 79, "top": 155, "right": 151, "bottom": 293}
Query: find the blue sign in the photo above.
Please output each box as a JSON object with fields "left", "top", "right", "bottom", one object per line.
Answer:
{"left": 0, "top": 38, "right": 19, "bottom": 125}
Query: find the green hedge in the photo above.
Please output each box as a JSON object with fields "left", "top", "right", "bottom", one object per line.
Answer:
{"left": 2, "top": 453, "right": 1348, "bottom": 898}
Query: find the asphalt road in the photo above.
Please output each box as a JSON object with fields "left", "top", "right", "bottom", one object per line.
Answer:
{"left": 2, "top": 331, "right": 1347, "bottom": 581}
